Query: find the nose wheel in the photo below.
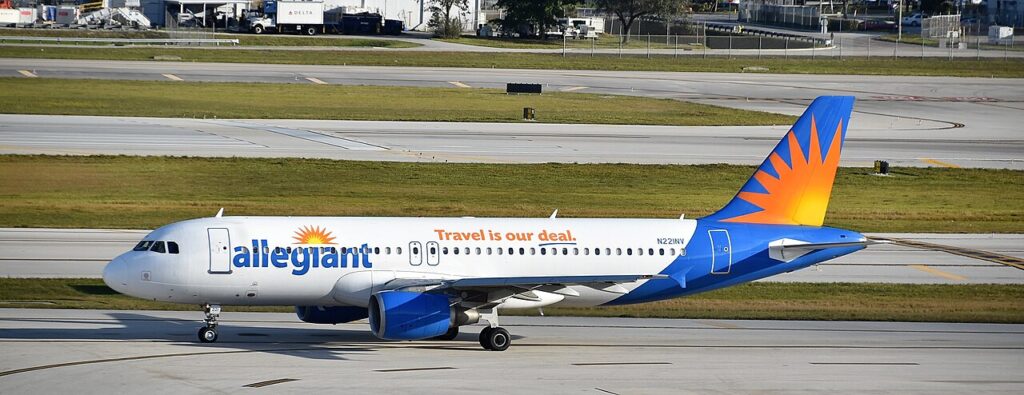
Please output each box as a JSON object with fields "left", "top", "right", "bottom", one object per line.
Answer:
{"left": 197, "top": 304, "right": 221, "bottom": 343}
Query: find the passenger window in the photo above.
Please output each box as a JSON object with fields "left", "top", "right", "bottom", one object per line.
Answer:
{"left": 519, "top": 247, "right": 525, "bottom": 255}
{"left": 659, "top": 248, "right": 665, "bottom": 256}
{"left": 443, "top": 247, "right": 449, "bottom": 255}
{"left": 476, "top": 247, "right": 482, "bottom": 255}
{"left": 540, "top": 248, "right": 546, "bottom": 256}
{"left": 374, "top": 247, "right": 380, "bottom": 255}
{"left": 464, "top": 247, "right": 470, "bottom": 255}
{"left": 680, "top": 248, "right": 686, "bottom": 256}
{"left": 386, "top": 247, "right": 392, "bottom": 255}
{"left": 530, "top": 248, "right": 536, "bottom": 255}
{"left": 286, "top": 247, "right": 292, "bottom": 254}
{"left": 413, "top": 247, "right": 419, "bottom": 255}
{"left": 454, "top": 247, "right": 460, "bottom": 255}
{"left": 564, "top": 248, "right": 570, "bottom": 255}
{"left": 133, "top": 240, "right": 153, "bottom": 251}
{"left": 627, "top": 248, "right": 632, "bottom": 256}
{"left": 584, "top": 248, "right": 589, "bottom": 256}
{"left": 648, "top": 248, "right": 654, "bottom": 256}
{"left": 637, "top": 248, "right": 643, "bottom": 256}
{"left": 669, "top": 248, "right": 676, "bottom": 255}
{"left": 616, "top": 248, "right": 622, "bottom": 256}
{"left": 150, "top": 241, "right": 166, "bottom": 254}
{"left": 595, "top": 248, "right": 600, "bottom": 256}
{"left": 430, "top": 247, "right": 436, "bottom": 255}
{"left": 397, "top": 247, "right": 402, "bottom": 255}
{"left": 605, "top": 248, "right": 611, "bottom": 255}
{"left": 168, "top": 242, "right": 179, "bottom": 254}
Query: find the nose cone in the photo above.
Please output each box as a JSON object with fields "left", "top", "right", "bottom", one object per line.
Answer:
{"left": 102, "top": 255, "right": 129, "bottom": 295}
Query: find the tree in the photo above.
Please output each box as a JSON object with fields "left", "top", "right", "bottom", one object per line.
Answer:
{"left": 595, "top": 0, "right": 689, "bottom": 42}
{"left": 495, "top": 0, "right": 577, "bottom": 38}
{"left": 920, "top": 0, "right": 955, "bottom": 15}
{"left": 429, "top": 0, "right": 468, "bottom": 38}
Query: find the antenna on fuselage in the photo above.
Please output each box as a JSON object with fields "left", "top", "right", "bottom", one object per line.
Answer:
{"left": 215, "top": 208, "right": 224, "bottom": 218}
{"left": 549, "top": 209, "right": 558, "bottom": 219}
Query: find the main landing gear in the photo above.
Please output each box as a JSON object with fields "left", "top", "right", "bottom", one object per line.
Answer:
{"left": 477, "top": 308, "right": 511, "bottom": 351}
{"left": 198, "top": 304, "right": 221, "bottom": 343}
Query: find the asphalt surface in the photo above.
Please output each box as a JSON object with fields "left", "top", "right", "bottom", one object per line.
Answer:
{"left": 1, "top": 60, "right": 1021, "bottom": 168}
{"left": 2, "top": 228, "right": 1020, "bottom": 284}
{"left": 0, "top": 309, "right": 1020, "bottom": 394}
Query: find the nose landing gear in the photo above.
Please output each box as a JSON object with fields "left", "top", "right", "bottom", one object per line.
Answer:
{"left": 197, "top": 303, "right": 221, "bottom": 343}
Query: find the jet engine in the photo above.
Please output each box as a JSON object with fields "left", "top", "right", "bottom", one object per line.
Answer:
{"left": 368, "top": 291, "right": 458, "bottom": 340}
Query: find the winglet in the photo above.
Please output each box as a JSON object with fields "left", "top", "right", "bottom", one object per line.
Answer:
{"left": 549, "top": 209, "right": 558, "bottom": 219}
{"left": 215, "top": 208, "right": 224, "bottom": 218}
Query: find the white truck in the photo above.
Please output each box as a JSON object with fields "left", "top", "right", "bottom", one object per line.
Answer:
{"left": 249, "top": 0, "right": 324, "bottom": 35}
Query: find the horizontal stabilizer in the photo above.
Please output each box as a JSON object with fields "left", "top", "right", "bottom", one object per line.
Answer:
{"left": 768, "top": 238, "right": 880, "bottom": 262}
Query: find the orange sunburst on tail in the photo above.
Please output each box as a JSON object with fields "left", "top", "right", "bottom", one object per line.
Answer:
{"left": 704, "top": 96, "right": 854, "bottom": 227}
{"left": 293, "top": 225, "right": 337, "bottom": 245}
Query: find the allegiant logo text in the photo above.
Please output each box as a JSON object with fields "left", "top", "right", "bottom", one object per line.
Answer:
{"left": 232, "top": 239, "right": 373, "bottom": 276}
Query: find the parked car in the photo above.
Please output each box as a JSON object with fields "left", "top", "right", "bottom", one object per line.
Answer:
{"left": 862, "top": 19, "right": 897, "bottom": 31}
{"left": 901, "top": 13, "right": 923, "bottom": 27}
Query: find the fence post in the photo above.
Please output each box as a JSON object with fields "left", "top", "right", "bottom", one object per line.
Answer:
{"left": 647, "top": 34, "right": 651, "bottom": 59}
{"left": 758, "top": 36, "right": 762, "bottom": 59}
{"left": 674, "top": 34, "right": 678, "bottom": 58}
{"left": 894, "top": 36, "right": 899, "bottom": 60}
{"left": 811, "top": 39, "right": 815, "bottom": 60}
{"left": 703, "top": 34, "right": 707, "bottom": 59}
{"left": 618, "top": 36, "right": 622, "bottom": 58}
{"left": 922, "top": 35, "right": 925, "bottom": 59}
{"left": 976, "top": 36, "right": 980, "bottom": 60}
{"left": 728, "top": 34, "right": 732, "bottom": 58}
{"left": 839, "top": 36, "right": 842, "bottom": 60}
{"left": 562, "top": 33, "right": 566, "bottom": 57}
{"left": 591, "top": 37, "right": 595, "bottom": 58}
{"left": 867, "top": 36, "right": 870, "bottom": 58}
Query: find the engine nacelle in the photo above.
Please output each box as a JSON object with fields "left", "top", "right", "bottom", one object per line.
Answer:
{"left": 295, "top": 305, "right": 368, "bottom": 324}
{"left": 368, "top": 291, "right": 451, "bottom": 340}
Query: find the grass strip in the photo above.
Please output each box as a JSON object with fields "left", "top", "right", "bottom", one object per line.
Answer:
{"left": 0, "top": 77, "right": 793, "bottom": 125}
{"left": 1, "top": 155, "right": 1021, "bottom": 232}
{"left": 2, "top": 46, "right": 1022, "bottom": 77}
{"left": 1, "top": 278, "right": 1020, "bottom": 323}
{"left": 0, "top": 28, "right": 420, "bottom": 48}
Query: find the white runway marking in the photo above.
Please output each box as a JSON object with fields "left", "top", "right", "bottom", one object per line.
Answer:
{"left": 561, "top": 86, "right": 588, "bottom": 92}
{"left": 161, "top": 74, "right": 183, "bottom": 81}
{"left": 17, "top": 70, "right": 37, "bottom": 78}
{"left": 305, "top": 77, "right": 328, "bottom": 85}
{"left": 448, "top": 81, "right": 471, "bottom": 88}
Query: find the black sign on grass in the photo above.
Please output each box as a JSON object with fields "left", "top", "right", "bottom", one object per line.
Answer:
{"left": 507, "top": 83, "right": 542, "bottom": 95}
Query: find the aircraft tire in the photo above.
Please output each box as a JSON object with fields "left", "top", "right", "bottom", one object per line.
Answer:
{"left": 483, "top": 327, "right": 510, "bottom": 351}
{"left": 478, "top": 327, "right": 494, "bottom": 350}
{"left": 198, "top": 327, "right": 218, "bottom": 343}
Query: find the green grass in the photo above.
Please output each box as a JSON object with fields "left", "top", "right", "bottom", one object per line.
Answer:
{"left": 2, "top": 279, "right": 1020, "bottom": 323}
{"left": 0, "top": 28, "right": 420, "bottom": 48}
{"left": 0, "top": 77, "right": 791, "bottom": 125}
{"left": 509, "top": 282, "right": 1024, "bottom": 323}
{"left": 1, "top": 155, "right": 1021, "bottom": 232}
{"left": 2, "top": 46, "right": 1022, "bottom": 77}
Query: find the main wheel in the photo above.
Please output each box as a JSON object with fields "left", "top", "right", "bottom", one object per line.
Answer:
{"left": 434, "top": 326, "right": 459, "bottom": 341}
{"left": 305, "top": 26, "right": 317, "bottom": 36}
{"left": 253, "top": 25, "right": 264, "bottom": 34}
{"left": 198, "top": 327, "right": 218, "bottom": 343}
{"left": 478, "top": 327, "right": 494, "bottom": 350}
{"left": 482, "top": 327, "right": 510, "bottom": 351}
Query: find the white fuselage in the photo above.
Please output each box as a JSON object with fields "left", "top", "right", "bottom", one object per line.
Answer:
{"left": 104, "top": 216, "right": 697, "bottom": 309}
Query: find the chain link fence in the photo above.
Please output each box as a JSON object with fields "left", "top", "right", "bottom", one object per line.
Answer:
{"left": 546, "top": 33, "right": 1023, "bottom": 60}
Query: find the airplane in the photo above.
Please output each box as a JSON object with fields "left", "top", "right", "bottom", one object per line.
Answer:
{"left": 103, "top": 96, "right": 874, "bottom": 351}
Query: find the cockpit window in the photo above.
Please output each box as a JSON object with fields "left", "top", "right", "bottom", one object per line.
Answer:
{"left": 133, "top": 240, "right": 154, "bottom": 251}
{"left": 150, "top": 241, "right": 166, "bottom": 254}
{"left": 167, "top": 242, "right": 179, "bottom": 254}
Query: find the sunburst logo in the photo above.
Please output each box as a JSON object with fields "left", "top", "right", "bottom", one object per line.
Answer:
{"left": 292, "top": 225, "right": 337, "bottom": 245}
{"left": 724, "top": 116, "right": 844, "bottom": 226}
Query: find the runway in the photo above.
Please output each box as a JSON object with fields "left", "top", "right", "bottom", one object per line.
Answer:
{"left": 2, "top": 228, "right": 1021, "bottom": 284}
{"left": 1, "top": 113, "right": 1021, "bottom": 169}
{"left": 0, "top": 309, "right": 1020, "bottom": 393}
{"left": 1, "top": 60, "right": 1022, "bottom": 168}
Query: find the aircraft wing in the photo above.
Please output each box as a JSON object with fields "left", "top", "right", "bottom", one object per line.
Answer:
{"left": 383, "top": 274, "right": 669, "bottom": 301}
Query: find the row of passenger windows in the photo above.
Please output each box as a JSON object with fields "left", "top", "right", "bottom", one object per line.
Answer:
{"left": 241, "top": 245, "right": 685, "bottom": 258}
{"left": 133, "top": 240, "right": 180, "bottom": 254}
{"left": 417, "top": 246, "right": 685, "bottom": 257}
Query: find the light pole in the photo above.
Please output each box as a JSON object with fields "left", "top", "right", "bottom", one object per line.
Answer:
{"left": 897, "top": 0, "right": 903, "bottom": 41}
